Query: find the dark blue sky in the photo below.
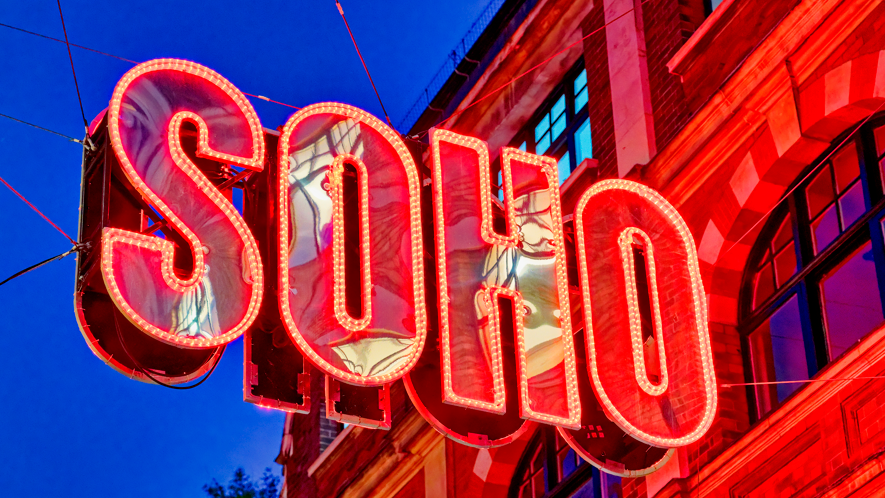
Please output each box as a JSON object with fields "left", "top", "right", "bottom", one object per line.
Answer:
{"left": 0, "top": 1, "right": 487, "bottom": 496}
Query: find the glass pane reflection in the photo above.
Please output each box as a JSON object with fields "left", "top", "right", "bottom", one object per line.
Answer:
{"left": 821, "top": 242, "right": 884, "bottom": 359}
{"left": 812, "top": 204, "right": 840, "bottom": 253}
{"left": 575, "top": 118, "right": 592, "bottom": 164}
{"left": 832, "top": 145, "right": 860, "bottom": 193}
{"left": 874, "top": 125, "right": 885, "bottom": 157}
{"left": 749, "top": 295, "right": 808, "bottom": 416}
{"left": 806, "top": 165, "right": 834, "bottom": 219}
{"left": 558, "top": 151, "right": 570, "bottom": 184}
{"left": 839, "top": 182, "right": 866, "bottom": 228}
{"left": 753, "top": 263, "right": 775, "bottom": 308}
{"left": 773, "top": 243, "right": 796, "bottom": 286}
{"left": 536, "top": 134, "right": 551, "bottom": 155}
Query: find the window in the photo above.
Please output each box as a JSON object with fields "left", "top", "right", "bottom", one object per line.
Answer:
{"left": 509, "top": 427, "right": 607, "bottom": 498}
{"left": 704, "top": 0, "right": 726, "bottom": 15}
{"left": 511, "top": 62, "right": 592, "bottom": 185}
{"left": 741, "top": 115, "right": 885, "bottom": 420}
{"left": 516, "top": 441, "right": 547, "bottom": 498}
{"left": 535, "top": 95, "right": 566, "bottom": 156}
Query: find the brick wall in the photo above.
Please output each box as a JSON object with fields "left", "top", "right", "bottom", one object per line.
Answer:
{"left": 582, "top": 0, "right": 704, "bottom": 180}
{"left": 318, "top": 402, "right": 342, "bottom": 453}
{"left": 703, "top": 323, "right": 752, "bottom": 464}
{"left": 641, "top": 0, "right": 703, "bottom": 173}
{"left": 283, "top": 371, "right": 323, "bottom": 498}
{"left": 581, "top": 5, "right": 617, "bottom": 179}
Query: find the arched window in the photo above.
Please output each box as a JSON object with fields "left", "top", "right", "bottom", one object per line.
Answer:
{"left": 509, "top": 427, "right": 617, "bottom": 497}
{"left": 740, "top": 115, "right": 885, "bottom": 420}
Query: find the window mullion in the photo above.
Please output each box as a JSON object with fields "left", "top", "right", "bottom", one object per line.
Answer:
{"left": 792, "top": 186, "right": 815, "bottom": 269}
{"left": 860, "top": 124, "right": 883, "bottom": 203}
{"left": 740, "top": 332, "right": 761, "bottom": 424}
{"left": 566, "top": 125, "right": 578, "bottom": 172}
{"left": 798, "top": 276, "right": 828, "bottom": 374}
{"left": 543, "top": 427, "right": 558, "bottom": 492}
{"left": 790, "top": 190, "right": 829, "bottom": 374}
{"left": 788, "top": 172, "right": 827, "bottom": 372}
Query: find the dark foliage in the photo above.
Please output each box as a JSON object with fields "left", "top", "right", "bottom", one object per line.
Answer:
{"left": 203, "top": 467, "right": 280, "bottom": 498}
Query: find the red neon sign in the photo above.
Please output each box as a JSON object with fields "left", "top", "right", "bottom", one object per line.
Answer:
{"left": 426, "top": 129, "right": 580, "bottom": 428}
{"left": 277, "top": 103, "right": 427, "bottom": 386}
{"left": 75, "top": 59, "right": 716, "bottom": 476}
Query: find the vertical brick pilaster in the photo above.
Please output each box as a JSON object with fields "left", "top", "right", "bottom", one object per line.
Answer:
{"left": 641, "top": 0, "right": 703, "bottom": 164}
{"left": 582, "top": 6, "right": 618, "bottom": 179}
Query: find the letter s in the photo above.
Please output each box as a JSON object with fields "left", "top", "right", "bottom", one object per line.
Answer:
{"left": 102, "top": 59, "right": 265, "bottom": 348}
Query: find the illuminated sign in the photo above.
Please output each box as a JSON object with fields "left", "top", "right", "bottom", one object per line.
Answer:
{"left": 74, "top": 59, "right": 716, "bottom": 476}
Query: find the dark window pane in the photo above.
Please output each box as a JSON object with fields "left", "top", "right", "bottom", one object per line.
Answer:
{"left": 749, "top": 295, "right": 808, "bottom": 416}
{"left": 601, "top": 474, "right": 623, "bottom": 498}
{"left": 773, "top": 214, "right": 793, "bottom": 252}
{"left": 812, "top": 204, "right": 840, "bottom": 253}
{"left": 821, "top": 242, "right": 884, "bottom": 359}
{"left": 774, "top": 243, "right": 797, "bottom": 286}
{"left": 559, "top": 447, "right": 578, "bottom": 479}
{"left": 754, "top": 263, "right": 776, "bottom": 308}
{"left": 832, "top": 144, "right": 860, "bottom": 193}
{"left": 806, "top": 165, "right": 835, "bottom": 219}
{"left": 838, "top": 182, "right": 866, "bottom": 228}
{"left": 875, "top": 125, "right": 885, "bottom": 157}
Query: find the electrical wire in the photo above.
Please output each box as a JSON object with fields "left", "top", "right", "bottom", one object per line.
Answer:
{"left": 56, "top": 0, "right": 90, "bottom": 136}
{"left": 245, "top": 93, "right": 301, "bottom": 109}
{"left": 0, "top": 173, "right": 76, "bottom": 244}
{"left": 0, "top": 112, "right": 86, "bottom": 144}
{"left": 112, "top": 311, "right": 224, "bottom": 389}
{"left": 721, "top": 376, "right": 885, "bottom": 387}
{"left": 0, "top": 246, "right": 79, "bottom": 287}
{"left": 0, "top": 22, "right": 138, "bottom": 63}
{"left": 335, "top": 0, "right": 394, "bottom": 128}
{"left": 0, "top": 22, "right": 302, "bottom": 113}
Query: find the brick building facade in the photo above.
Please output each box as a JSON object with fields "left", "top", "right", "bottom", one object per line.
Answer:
{"left": 275, "top": 0, "right": 885, "bottom": 496}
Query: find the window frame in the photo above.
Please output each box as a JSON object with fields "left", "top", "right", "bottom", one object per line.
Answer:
{"left": 507, "top": 427, "right": 603, "bottom": 498}
{"left": 510, "top": 59, "right": 591, "bottom": 182}
{"left": 738, "top": 114, "right": 885, "bottom": 423}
